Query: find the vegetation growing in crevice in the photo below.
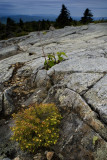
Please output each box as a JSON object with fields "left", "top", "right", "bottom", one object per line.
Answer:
{"left": 44, "top": 52, "right": 67, "bottom": 70}
{"left": 36, "top": 25, "right": 67, "bottom": 70}
{"left": 93, "top": 136, "right": 98, "bottom": 145}
{"left": 10, "top": 103, "right": 62, "bottom": 153}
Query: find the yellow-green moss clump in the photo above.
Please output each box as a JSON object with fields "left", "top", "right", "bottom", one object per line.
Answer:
{"left": 11, "top": 103, "right": 62, "bottom": 152}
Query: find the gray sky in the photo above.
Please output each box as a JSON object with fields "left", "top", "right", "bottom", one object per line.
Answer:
{"left": 0, "top": 0, "right": 107, "bottom": 17}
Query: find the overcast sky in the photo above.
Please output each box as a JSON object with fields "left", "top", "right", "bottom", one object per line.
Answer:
{"left": 0, "top": 0, "right": 107, "bottom": 17}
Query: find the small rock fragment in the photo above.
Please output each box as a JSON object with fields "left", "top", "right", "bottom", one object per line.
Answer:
{"left": 46, "top": 151, "right": 54, "bottom": 160}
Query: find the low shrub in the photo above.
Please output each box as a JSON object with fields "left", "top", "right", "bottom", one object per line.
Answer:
{"left": 11, "top": 103, "right": 62, "bottom": 153}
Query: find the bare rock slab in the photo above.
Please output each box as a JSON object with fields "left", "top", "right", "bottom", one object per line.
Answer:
{"left": 84, "top": 74, "right": 107, "bottom": 124}
{"left": 49, "top": 57, "right": 107, "bottom": 73}
{"left": 44, "top": 85, "right": 107, "bottom": 160}
{"left": 0, "top": 45, "right": 18, "bottom": 60}
{"left": 44, "top": 85, "right": 107, "bottom": 140}
{"left": 57, "top": 73, "right": 104, "bottom": 94}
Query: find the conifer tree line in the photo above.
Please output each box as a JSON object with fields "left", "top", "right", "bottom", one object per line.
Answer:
{"left": 0, "top": 4, "right": 106, "bottom": 40}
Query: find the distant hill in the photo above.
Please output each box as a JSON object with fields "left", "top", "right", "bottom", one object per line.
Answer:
{"left": 0, "top": 14, "right": 107, "bottom": 24}
{"left": 0, "top": 14, "right": 57, "bottom": 24}
{"left": 72, "top": 16, "right": 107, "bottom": 21}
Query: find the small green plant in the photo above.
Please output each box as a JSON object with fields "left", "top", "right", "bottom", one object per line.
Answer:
{"left": 44, "top": 52, "right": 67, "bottom": 70}
{"left": 44, "top": 54, "right": 56, "bottom": 70}
{"left": 10, "top": 103, "right": 62, "bottom": 153}
{"left": 37, "top": 24, "right": 67, "bottom": 70}
{"left": 42, "top": 31, "right": 47, "bottom": 35}
{"left": 56, "top": 52, "right": 67, "bottom": 62}
{"left": 93, "top": 136, "right": 98, "bottom": 145}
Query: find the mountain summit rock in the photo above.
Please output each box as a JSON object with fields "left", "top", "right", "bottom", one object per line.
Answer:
{"left": 0, "top": 23, "right": 107, "bottom": 160}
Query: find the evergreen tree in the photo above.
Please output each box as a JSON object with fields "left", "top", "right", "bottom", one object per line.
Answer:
{"left": 0, "top": 21, "right": 6, "bottom": 39}
{"left": 7, "top": 17, "right": 15, "bottom": 27}
{"left": 81, "top": 8, "right": 93, "bottom": 24}
{"left": 6, "top": 18, "right": 16, "bottom": 37}
{"left": 19, "top": 18, "right": 24, "bottom": 28}
{"left": 56, "top": 4, "right": 72, "bottom": 28}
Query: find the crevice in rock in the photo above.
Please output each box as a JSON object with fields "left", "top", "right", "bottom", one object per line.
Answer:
{"left": 60, "top": 31, "right": 77, "bottom": 38}
{"left": 0, "top": 83, "right": 4, "bottom": 92}
{"left": 25, "top": 55, "right": 45, "bottom": 64}
{"left": 62, "top": 86, "right": 107, "bottom": 142}
{"left": 95, "top": 35, "right": 107, "bottom": 39}
{"left": 82, "top": 94, "right": 107, "bottom": 126}
{"left": 80, "top": 94, "right": 107, "bottom": 142}
{"left": 103, "top": 52, "right": 107, "bottom": 58}
{"left": 71, "top": 100, "right": 107, "bottom": 142}
{"left": 3, "top": 62, "right": 25, "bottom": 88}
{"left": 60, "top": 112, "right": 105, "bottom": 153}
{"left": 81, "top": 115, "right": 107, "bottom": 143}
{"left": 81, "top": 27, "right": 88, "bottom": 31}
{"left": 36, "top": 40, "right": 57, "bottom": 48}
{"left": 48, "top": 75, "right": 55, "bottom": 87}
{"left": 63, "top": 74, "right": 105, "bottom": 96}
{"left": 0, "top": 93, "right": 4, "bottom": 119}
{"left": 0, "top": 50, "right": 21, "bottom": 61}
{"left": 0, "top": 93, "right": 12, "bottom": 120}
{"left": 77, "top": 111, "right": 107, "bottom": 143}
{"left": 53, "top": 70, "right": 107, "bottom": 75}
{"left": 87, "top": 74, "right": 105, "bottom": 89}
{"left": 30, "top": 67, "right": 43, "bottom": 87}
{"left": 80, "top": 74, "right": 105, "bottom": 95}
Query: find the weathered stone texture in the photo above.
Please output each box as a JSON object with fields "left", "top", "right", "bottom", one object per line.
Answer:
{"left": 84, "top": 74, "right": 107, "bottom": 123}
{"left": 0, "top": 23, "right": 107, "bottom": 160}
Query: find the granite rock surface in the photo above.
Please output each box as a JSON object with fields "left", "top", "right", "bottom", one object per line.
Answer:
{"left": 0, "top": 23, "right": 107, "bottom": 160}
